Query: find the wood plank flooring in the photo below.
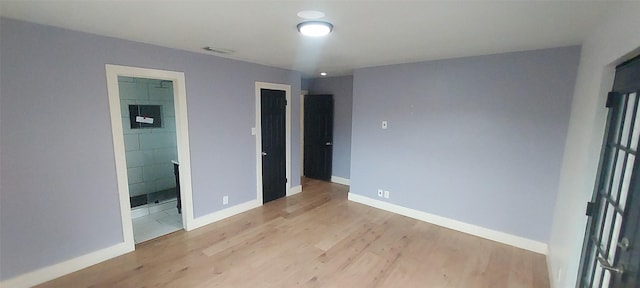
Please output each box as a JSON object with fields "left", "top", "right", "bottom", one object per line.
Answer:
{"left": 38, "top": 178, "right": 549, "bottom": 287}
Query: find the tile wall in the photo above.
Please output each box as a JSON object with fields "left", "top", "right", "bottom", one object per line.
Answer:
{"left": 118, "top": 76, "right": 177, "bottom": 197}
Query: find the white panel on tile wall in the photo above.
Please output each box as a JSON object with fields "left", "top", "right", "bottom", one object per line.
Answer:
{"left": 142, "top": 165, "right": 157, "bottom": 182}
{"left": 164, "top": 117, "right": 176, "bottom": 131}
{"left": 142, "top": 163, "right": 174, "bottom": 182}
{"left": 143, "top": 151, "right": 154, "bottom": 166}
{"left": 148, "top": 85, "right": 173, "bottom": 101}
{"left": 125, "top": 151, "right": 145, "bottom": 168}
{"left": 162, "top": 101, "right": 175, "bottom": 117}
{"left": 128, "top": 182, "right": 154, "bottom": 197}
{"left": 126, "top": 167, "right": 143, "bottom": 184}
{"left": 138, "top": 133, "right": 177, "bottom": 150}
{"left": 118, "top": 82, "right": 148, "bottom": 100}
{"left": 123, "top": 135, "right": 139, "bottom": 151}
{"left": 155, "top": 177, "right": 176, "bottom": 191}
{"left": 154, "top": 148, "right": 177, "bottom": 164}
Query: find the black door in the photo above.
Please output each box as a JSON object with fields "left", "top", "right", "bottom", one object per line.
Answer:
{"left": 578, "top": 56, "right": 640, "bottom": 287}
{"left": 304, "top": 95, "right": 334, "bottom": 181}
{"left": 261, "top": 89, "right": 287, "bottom": 204}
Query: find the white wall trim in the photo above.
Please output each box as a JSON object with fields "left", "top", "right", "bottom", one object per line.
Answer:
{"left": 347, "top": 193, "right": 548, "bottom": 254}
{"left": 188, "top": 199, "right": 262, "bottom": 230}
{"left": 0, "top": 242, "right": 132, "bottom": 288}
{"left": 255, "top": 82, "right": 292, "bottom": 205}
{"left": 105, "top": 65, "right": 196, "bottom": 235}
{"left": 288, "top": 185, "right": 303, "bottom": 196}
{"left": 547, "top": 252, "right": 557, "bottom": 288}
{"left": 330, "top": 176, "right": 350, "bottom": 186}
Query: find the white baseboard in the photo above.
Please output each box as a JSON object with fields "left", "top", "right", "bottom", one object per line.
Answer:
{"left": 330, "top": 176, "right": 350, "bottom": 186}
{"left": 288, "top": 185, "right": 302, "bottom": 196}
{"left": 347, "top": 193, "right": 548, "bottom": 254}
{"left": 0, "top": 242, "right": 133, "bottom": 288}
{"left": 187, "top": 199, "right": 261, "bottom": 231}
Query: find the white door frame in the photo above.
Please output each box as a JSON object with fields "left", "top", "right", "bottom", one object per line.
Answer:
{"left": 255, "top": 82, "right": 291, "bottom": 204}
{"left": 105, "top": 64, "right": 195, "bottom": 249}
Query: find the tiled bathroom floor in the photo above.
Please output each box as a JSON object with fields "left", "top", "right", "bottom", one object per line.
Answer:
{"left": 132, "top": 202, "right": 183, "bottom": 244}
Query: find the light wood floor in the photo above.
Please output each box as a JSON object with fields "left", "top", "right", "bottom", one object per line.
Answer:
{"left": 38, "top": 179, "right": 549, "bottom": 288}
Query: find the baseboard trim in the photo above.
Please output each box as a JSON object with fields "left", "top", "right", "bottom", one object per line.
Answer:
{"left": 288, "top": 185, "right": 302, "bottom": 196}
{"left": 187, "top": 199, "right": 261, "bottom": 231}
{"left": 0, "top": 242, "right": 133, "bottom": 288}
{"left": 330, "top": 176, "right": 350, "bottom": 186}
{"left": 347, "top": 193, "right": 548, "bottom": 254}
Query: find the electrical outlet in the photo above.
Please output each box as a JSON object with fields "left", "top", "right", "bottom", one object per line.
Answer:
{"left": 223, "top": 196, "right": 229, "bottom": 205}
{"left": 384, "top": 190, "right": 390, "bottom": 199}
{"left": 377, "top": 189, "right": 384, "bottom": 197}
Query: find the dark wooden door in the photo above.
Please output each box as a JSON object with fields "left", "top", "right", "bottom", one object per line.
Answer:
{"left": 304, "top": 95, "right": 334, "bottom": 181}
{"left": 578, "top": 56, "right": 640, "bottom": 288}
{"left": 261, "top": 89, "right": 287, "bottom": 204}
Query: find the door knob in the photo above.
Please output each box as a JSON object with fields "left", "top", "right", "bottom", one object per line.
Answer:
{"left": 325, "top": 142, "right": 333, "bottom": 146}
{"left": 617, "top": 237, "right": 630, "bottom": 251}
{"left": 597, "top": 257, "right": 624, "bottom": 274}
{"left": 261, "top": 152, "right": 267, "bottom": 156}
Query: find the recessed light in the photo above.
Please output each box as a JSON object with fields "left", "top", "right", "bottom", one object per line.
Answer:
{"left": 297, "top": 10, "right": 325, "bottom": 19}
{"left": 202, "top": 46, "right": 234, "bottom": 54}
{"left": 297, "top": 21, "right": 333, "bottom": 37}
{"left": 320, "top": 72, "right": 327, "bottom": 76}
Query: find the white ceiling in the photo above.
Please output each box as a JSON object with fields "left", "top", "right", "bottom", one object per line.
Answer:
{"left": 0, "top": 1, "right": 615, "bottom": 77}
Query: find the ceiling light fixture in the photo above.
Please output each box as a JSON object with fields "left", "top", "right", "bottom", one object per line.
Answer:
{"left": 297, "top": 21, "right": 333, "bottom": 37}
{"left": 320, "top": 72, "right": 327, "bottom": 76}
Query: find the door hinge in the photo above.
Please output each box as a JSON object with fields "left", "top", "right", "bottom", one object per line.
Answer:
{"left": 286, "top": 178, "right": 288, "bottom": 183}
{"left": 606, "top": 92, "right": 619, "bottom": 108}
{"left": 285, "top": 99, "right": 288, "bottom": 106}
{"left": 586, "top": 201, "right": 596, "bottom": 216}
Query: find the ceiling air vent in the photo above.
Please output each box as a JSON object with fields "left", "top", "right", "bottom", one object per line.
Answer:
{"left": 202, "top": 46, "right": 235, "bottom": 54}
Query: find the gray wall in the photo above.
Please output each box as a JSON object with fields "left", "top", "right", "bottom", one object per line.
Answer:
{"left": 0, "top": 18, "right": 301, "bottom": 280}
{"left": 307, "top": 76, "right": 354, "bottom": 179}
{"left": 350, "top": 47, "right": 580, "bottom": 242}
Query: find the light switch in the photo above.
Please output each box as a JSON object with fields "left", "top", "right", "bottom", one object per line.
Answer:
{"left": 251, "top": 127, "right": 256, "bottom": 135}
{"left": 382, "top": 121, "right": 388, "bottom": 129}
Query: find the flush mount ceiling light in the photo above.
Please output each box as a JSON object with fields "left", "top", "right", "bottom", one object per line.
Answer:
{"left": 297, "top": 21, "right": 333, "bottom": 37}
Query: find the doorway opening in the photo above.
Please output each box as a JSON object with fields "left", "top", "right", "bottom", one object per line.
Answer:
{"left": 255, "top": 82, "right": 291, "bottom": 204}
{"left": 106, "top": 65, "right": 194, "bottom": 247}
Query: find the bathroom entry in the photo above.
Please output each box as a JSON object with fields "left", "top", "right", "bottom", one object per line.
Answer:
{"left": 106, "top": 65, "right": 194, "bottom": 248}
{"left": 118, "top": 76, "right": 182, "bottom": 243}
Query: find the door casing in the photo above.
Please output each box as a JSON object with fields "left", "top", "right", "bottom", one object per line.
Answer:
{"left": 106, "top": 64, "right": 195, "bottom": 250}
{"left": 255, "top": 82, "right": 291, "bottom": 204}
